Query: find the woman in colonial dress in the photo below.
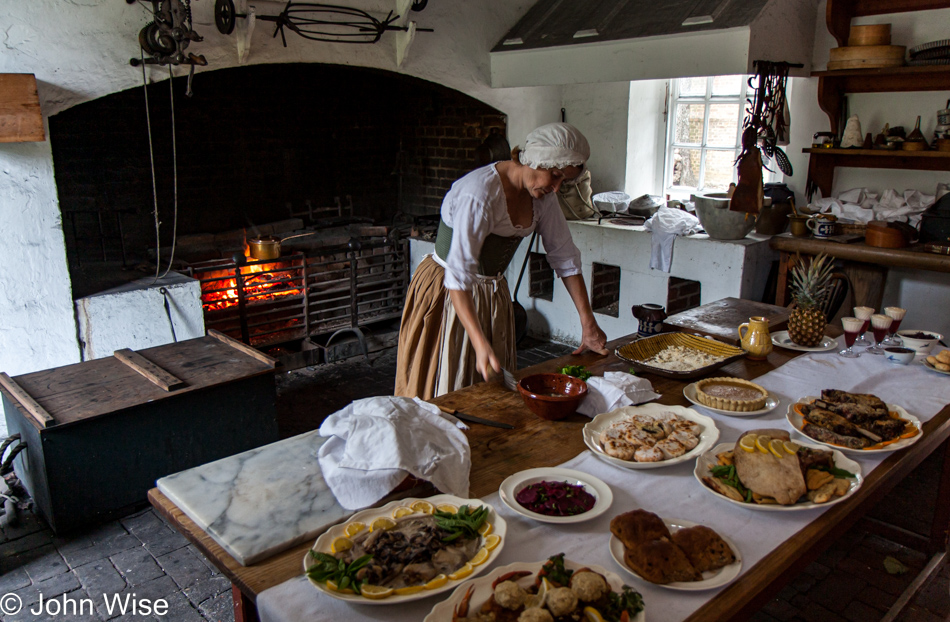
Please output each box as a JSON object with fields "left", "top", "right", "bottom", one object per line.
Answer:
{"left": 395, "top": 123, "right": 608, "bottom": 400}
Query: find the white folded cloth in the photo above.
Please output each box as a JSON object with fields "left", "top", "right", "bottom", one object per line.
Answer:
{"left": 317, "top": 397, "right": 471, "bottom": 510}
{"left": 577, "top": 371, "right": 661, "bottom": 417}
{"left": 644, "top": 207, "right": 701, "bottom": 272}
{"left": 810, "top": 187, "right": 935, "bottom": 227}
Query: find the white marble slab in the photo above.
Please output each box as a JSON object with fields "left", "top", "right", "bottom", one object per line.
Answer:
{"left": 157, "top": 430, "right": 350, "bottom": 566}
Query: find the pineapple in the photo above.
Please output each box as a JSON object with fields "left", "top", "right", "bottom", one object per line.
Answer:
{"left": 787, "top": 253, "right": 834, "bottom": 347}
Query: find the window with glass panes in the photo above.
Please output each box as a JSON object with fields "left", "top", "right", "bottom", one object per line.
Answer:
{"left": 665, "top": 76, "right": 748, "bottom": 199}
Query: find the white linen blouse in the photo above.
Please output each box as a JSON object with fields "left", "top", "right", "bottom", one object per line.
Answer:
{"left": 439, "top": 163, "right": 582, "bottom": 291}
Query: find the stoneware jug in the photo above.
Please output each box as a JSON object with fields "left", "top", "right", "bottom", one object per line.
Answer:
{"left": 738, "top": 316, "right": 772, "bottom": 360}
{"left": 632, "top": 303, "right": 667, "bottom": 337}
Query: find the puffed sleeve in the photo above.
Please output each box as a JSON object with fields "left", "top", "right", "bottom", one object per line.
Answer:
{"left": 535, "top": 196, "right": 582, "bottom": 278}
{"left": 443, "top": 191, "right": 494, "bottom": 291}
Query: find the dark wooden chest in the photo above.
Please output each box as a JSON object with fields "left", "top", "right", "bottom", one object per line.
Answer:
{"left": 0, "top": 331, "right": 279, "bottom": 534}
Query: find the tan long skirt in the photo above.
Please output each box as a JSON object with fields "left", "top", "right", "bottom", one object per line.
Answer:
{"left": 394, "top": 255, "right": 517, "bottom": 400}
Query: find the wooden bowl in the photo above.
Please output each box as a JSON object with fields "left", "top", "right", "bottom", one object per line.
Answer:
{"left": 865, "top": 221, "right": 908, "bottom": 248}
{"left": 848, "top": 24, "right": 891, "bottom": 47}
{"left": 517, "top": 373, "right": 588, "bottom": 421}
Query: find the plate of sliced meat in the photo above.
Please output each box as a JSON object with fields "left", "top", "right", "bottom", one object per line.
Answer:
{"left": 583, "top": 403, "right": 719, "bottom": 469}
{"left": 786, "top": 390, "right": 922, "bottom": 454}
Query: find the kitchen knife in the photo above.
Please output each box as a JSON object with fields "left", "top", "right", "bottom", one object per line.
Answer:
{"left": 437, "top": 405, "right": 514, "bottom": 429}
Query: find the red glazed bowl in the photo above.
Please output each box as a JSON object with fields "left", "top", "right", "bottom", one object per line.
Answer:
{"left": 517, "top": 373, "right": 589, "bottom": 421}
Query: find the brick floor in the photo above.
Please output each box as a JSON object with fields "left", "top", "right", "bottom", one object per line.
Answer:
{"left": 1, "top": 339, "right": 947, "bottom": 622}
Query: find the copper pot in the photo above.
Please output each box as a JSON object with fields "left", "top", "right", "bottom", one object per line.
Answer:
{"left": 247, "top": 232, "right": 318, "bottom": 260}
{"left": 248, "top": 236, "right": 281, "bottom": 260}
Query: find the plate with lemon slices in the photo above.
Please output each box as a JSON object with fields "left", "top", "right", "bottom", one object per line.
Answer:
{"left": 694, "top": 440, "right": 862, "bottom": 511}
{"left": 303, "top": 494, "right": 506, "bottom": 604}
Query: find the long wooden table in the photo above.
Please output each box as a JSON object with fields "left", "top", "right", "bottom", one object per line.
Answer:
{"left": 148, "top": 335, "right": 950, "bottom": 622}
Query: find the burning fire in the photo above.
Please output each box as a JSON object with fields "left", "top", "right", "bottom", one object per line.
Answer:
{"left": 201, "top": 244, "right": 303, "bottom": 312}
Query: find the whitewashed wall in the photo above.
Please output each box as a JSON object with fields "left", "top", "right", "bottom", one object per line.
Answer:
{"left": 784, "top": 1, "right": 950, "bottom": 338}
{"left": 0, "top": 0, "right": 560, "bottom": 384}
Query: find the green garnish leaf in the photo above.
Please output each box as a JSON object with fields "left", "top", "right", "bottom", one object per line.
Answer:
{"left": 812, "top": 464, "right": 856, "bottom": 478}
{"left": 434, "top": 504, "right": 489, "bottom": 543}
{"left": 540, "top": 553, "right": 573, "bottom": 587}
{"left": 560, "top": 365, "right": 592, "bottom": 380}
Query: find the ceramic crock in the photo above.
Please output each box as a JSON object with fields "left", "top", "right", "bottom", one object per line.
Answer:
{"left": 738, "top": 316, "right": 772, "bottom": 360}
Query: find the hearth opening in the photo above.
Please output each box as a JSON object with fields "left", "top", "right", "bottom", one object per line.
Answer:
{"left": 591, "top": 262, "right": 621, "bottom": 317}
{"left": 667, "top": 276, "right": 701, "bottom": 314}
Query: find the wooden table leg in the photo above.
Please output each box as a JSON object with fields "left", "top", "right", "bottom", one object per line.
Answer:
{"left": 233, "top": 585, "right": 260, "bottom": 622}
{"left": 775, "top": 251, "right": 791, "bottom": 306}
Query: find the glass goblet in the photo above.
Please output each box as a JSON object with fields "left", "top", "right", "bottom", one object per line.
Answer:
{"left": 867, "top": 313, "right": 893, "bottom": 355}
{"left": 839, "top": 317, "right": 863, "bottom": 358}
{"left": 853, "top": 306, "right": 874, "bottom": 346}
{"left": 883, "top": 306, "right": 906, "bottom": 346}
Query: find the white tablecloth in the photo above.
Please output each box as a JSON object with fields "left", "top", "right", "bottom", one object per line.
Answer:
{"left": 257, "top": 340, "right": 950, "bottom": 622}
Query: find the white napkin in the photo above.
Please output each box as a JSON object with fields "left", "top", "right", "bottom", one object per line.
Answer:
{"left": 644, "top": 207, "right": 701, "bottom": 272}
{"left": 577, "top": 371, "right": 661, "bottom": 417}
{"left": 317, "top": 397, "right": 471, "bottom": 510}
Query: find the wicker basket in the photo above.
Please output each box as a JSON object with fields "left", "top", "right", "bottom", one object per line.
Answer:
{"left": 615, "top": 333, "right": 746, "bottom": 380}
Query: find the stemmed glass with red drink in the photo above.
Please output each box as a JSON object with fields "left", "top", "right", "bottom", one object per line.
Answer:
{"left": 839, "top": 317, "right": 863, "bottom": 358}
{"left": 883, "top": 307, "right": 906, "bottom": 346}
{"left": 853, "top": 306, "right": 874, "bottom": 347}
{"left": 867, "top": 314, "right": 893, "bottom": 355}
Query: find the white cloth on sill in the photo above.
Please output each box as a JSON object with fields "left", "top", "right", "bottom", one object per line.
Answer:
{"left": 643, "top": 207, "right": 701, "bottom": 272}
{"left": 577, "top": 371, "right": 661, "bottom": 417}
{"left": 317, "top": 396, "right": 471, "bottom": 510}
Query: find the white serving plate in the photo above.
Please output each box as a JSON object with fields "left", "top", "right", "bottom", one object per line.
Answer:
{"left": 786, "top": 397, "right": 923, "bottom": 454}
{"left": 608, "top": 517, "right": 742, "bottom": 591}
{"left": 923, "top": 359, "right": 950, "bottom": 376}
{"left": 770, "top": 331, "right": 838, "bottom": 352}
{"left": 683, "top": 382, "right": 780, "bottom": 417}
{"left": 498, "top": 467, "right": 613, "bottom": 524}
{"left": 694, "top": 441, "right": 862, "bottom": 511}
{"left": 583, "top": 403, "right": 719, "bottom": 470}
{"left": 424, "top": 559, "right": 646, "bottom": 622}
{"left": 303, "top": 494, "right": 506, "bottom": 605}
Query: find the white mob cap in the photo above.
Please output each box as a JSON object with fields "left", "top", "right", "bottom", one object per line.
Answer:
{"left": 518, "top": 122, "right": 590, "bottom": 170}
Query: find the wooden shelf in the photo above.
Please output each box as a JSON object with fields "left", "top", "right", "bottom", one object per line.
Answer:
{"left": 826, "top": 0, "right": 950, "bottom": 47}
{"left": 804, "top": 148, "right": 950, "bottom": 198}
{"left": 0, "top": 74, "right": 44, "bottom": 143}
{"left": 815, "top": 65, "right": 950, "bottom": 136}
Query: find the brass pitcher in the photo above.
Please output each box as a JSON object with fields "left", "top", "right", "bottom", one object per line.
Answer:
{"left": 738, "top": 316, "right": 772, "bottom": 360}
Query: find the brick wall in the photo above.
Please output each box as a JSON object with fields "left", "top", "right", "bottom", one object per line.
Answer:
{"left": 667, "top": 276, "right": 701, "bottom": 314}
{"left": 49, "top": 63, "right": 505, "bottom": 289}
{"left": 591, "top": 262, "right": 620, "bottom": 317}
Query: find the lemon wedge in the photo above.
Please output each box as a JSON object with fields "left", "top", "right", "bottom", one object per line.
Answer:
{"left": 393, "top": 585, "right": 425, "bottom": 596}
{"left": 448, "top": 562, "right": 474, "bottom": 581}
{"left": 392, "top": 506, "right": 413, "bottom": 519}
{"left": 330, "top": 536, "right": 353, "bottom": 554}
{"left": 783, "top": 440, "right": 800, "bottom": 455}
{"left": 370, "top": 517, "right": 397, "bottom": 532}
{"left": 436, "top": 503, "right": 458, "bottom": 514}
{"left": 424, "top": 574, "right": 448, "bottom": 590}
{"left": 360, "top": 585, "right": 394, "bottom": 600}
{"left": 478, "top": 522, "right": 493, "bottom": 536}
{"left": 343, "top": 522, "right": 365, "bottom": 537}
{"left": 738, "top": 435, "right": 757, "bottom": 453}
{"left": 755, "top": 435, "right": 772, "bottom": 454}
{"left": 584, "top": 606, "right": 607, "bottom": 622}
{"left": 769, "top": 439, "right": 786, "bottom": 459}
{"left": 469, "top": 547, "right": 490, "bottom": 566}
{"left": 484, "top": 534, "right": 502, "bottom": 551}
{"left": 410, "top": 500, "right": 435, "bottom": 514}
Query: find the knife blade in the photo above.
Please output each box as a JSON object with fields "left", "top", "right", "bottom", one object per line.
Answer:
{"left": 437, "top": 405, "right": 514, "bottom": 429}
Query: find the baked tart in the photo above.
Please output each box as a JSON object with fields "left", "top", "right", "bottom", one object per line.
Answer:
{"left": 694, "top": 377, "right": 768, "bottom": 412}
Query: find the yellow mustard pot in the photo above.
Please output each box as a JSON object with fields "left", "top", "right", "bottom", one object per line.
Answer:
{"left": 738, "top": 316, "right": 772, "bottom": 360}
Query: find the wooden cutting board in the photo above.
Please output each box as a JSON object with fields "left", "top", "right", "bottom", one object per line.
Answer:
{"left": 663, "top": 297, "right": 789, "bottom": 345}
